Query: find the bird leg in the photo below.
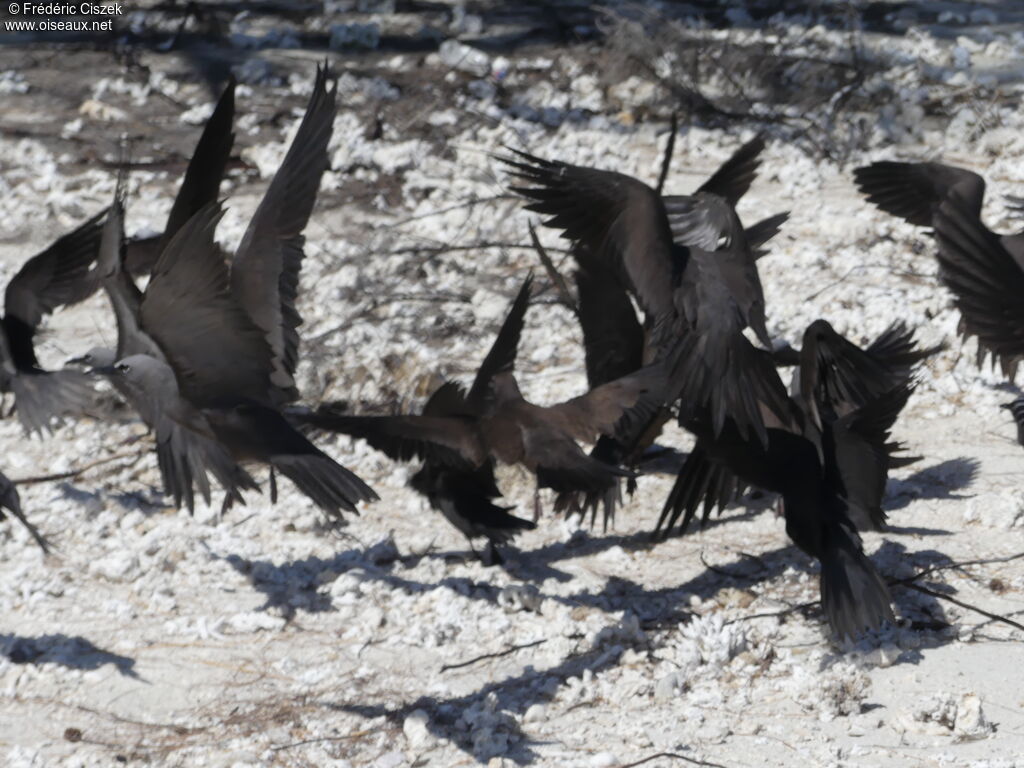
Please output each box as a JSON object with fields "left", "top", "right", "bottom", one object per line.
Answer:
{"left": 533, "top": 484, "right": 543, "bottom": 522}
{"left": 480, "top": 540, "right": 504, "bottom": 567}
{"left": 269, "top": 467, "right": 278, "bottom": 504}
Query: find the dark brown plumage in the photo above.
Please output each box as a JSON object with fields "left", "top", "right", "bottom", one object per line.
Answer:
{"left": 656, "top": 320, "right": 935, "bottom": 640}
{"left": 1, "top": 210, "right": 104, "bottom": 433}
{"left": 856, "top": 159, "right": 1024, "bottom": 378}
{"left": 932, "top": 195, "right": 1024, "bottom": 378}
{"left": 509, "top": 138, "right": 790, "bottom": 526}
{"left": 123, "top": 77, "right": 236, "bottom": 277}
{"left": 297, "top": 276, "right": 665, "bottom": 548}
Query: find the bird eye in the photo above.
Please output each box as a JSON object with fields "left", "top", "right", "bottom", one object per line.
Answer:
{"left": 116, "top": 363, "right": 131, "bottom": 374}
{"left": 84, "top": 354, "right": 93, "bottom": 364}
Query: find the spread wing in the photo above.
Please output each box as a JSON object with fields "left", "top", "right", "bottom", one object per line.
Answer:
{"left": 830, "top": 383, "right": 915, "bottom": 531}
{"left": 745, "top": 211, "right": 790, "bottom": 260}
{"left": 932, "top": 195, "right": 1024, "bottom": 378}
{"left": 4, "top": 208, "right": 104, "bottom": 332}
{"left": 214, "top": 404, "right": 377, "bottom": 517}
{"left": 696, "top": 134, "right": 765, "bottom": 206}
{"left": 160, "top": 76, "right": 236, "bottom": 251}
{"left": 546, "top": 364, "right": 666, "bottom": 446}
{"left": 575, "top": 264, "right": 644, "bottom": 388}
{"left": 854, "top": 160, "right": 986, "bottom": 227}
{"left": 654, "top": 441, "right": 745, "bottom": 538}
{"left": 231, "top": 65, "right": 337, "bottom": 401}
{"left": 296, "top": 410, "right": 484, "bottom": 469}
{"left": 141, "top": 203, "right": 275, "bottom": 407}
{"left": 467, "top": 275, "right": 532, "bottom": 409}
{"left": 8, "top": 369, "right": 95, "bottom": 435}
{"left": 503, "top": 150, "right": 679, "bottom": 323}
{"left": 798, "top": 319, "right": 906, "bottom": 423}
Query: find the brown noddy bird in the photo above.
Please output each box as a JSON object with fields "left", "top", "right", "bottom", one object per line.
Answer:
{"left": 657, "top": 320, "right": 936, "bottom": 640}
{"left": 855, "top": 160, "right": 1024, "bottom": 378}
{"left": 0, "top": 211, "right": 104, "bottom": 433}
{"left": 99, "top": 201, "right": 376, "bottom": 519}
{"left": 297, "top": 276, "right": 665, "bottom": 551}
{"left": 507, "top": 137, "right": 791, "bottom": 525}
{"left": 81, "top": 65, "right": 356, "bottom": 516}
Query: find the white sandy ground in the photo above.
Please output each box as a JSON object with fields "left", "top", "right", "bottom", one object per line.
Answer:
{"left": 4, "top": 4, "right": 1024, "bottom": 766}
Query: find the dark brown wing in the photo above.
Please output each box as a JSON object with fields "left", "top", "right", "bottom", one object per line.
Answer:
{"left": 745, "top": 211, "right": 790, "bottom": 260}
{"left": 231, "top": 65, "right": 337, "bottom": 401}
{"left": 695, "top": 134, "right": 766, "bottom": 206}
{"left": 830, "top": 383, "right": 915, "bottom": 532}
{"left": 545, "top": 363, "right": 666, "bottom": 446}
{"left": 575, "top": 264, "right": 644, "bottom": 388}
{"left": 140, "top": 203, "right": 276, "bottom": 408}
{"left": 654, "top": 441, "right": 745, "bottom": 538}
{"left": 662, "top": 193, "right": 739, "bottom": 252}
{"left": 4, "top": 208, "right": 105, "bottom": 335}
{"left": 854, "top": 160, "right": 986, "bottom": 227}
{"left": 932, "top": 195, "right": 1024, "bottom": 378}
{"left": 295, "top": 410, "right": 484, "bottom": 469}
{"left": 799, "top": 319, "right": 906, "bottom": 424}
{"left": 502, "top": 150, "right": 679, "bottom": 322}
{"left": 160, "top": 76, "right": 236, "bottom": 252}
{"left": 212, "top": 404, "right": 376, "bottom": 518}
{"left": 466, "top": 275, "right": 532, "bottom": 410}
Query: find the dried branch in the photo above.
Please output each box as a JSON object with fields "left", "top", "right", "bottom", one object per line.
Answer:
{"left": 621, "top": 751, "right": 732, "bottom": 768}
{"left": 12, "top": 450, "right": 142, "bottom": 486}
{"left": 900, "top": 583, "right": 1024, "bottom": 633}
{"left": 440, "top": 639, "right": 547, "bottom": 672}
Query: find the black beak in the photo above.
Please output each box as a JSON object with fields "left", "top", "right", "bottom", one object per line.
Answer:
{"left": 66, "top": 355, "right": 88, "bottom": 367}
{"left": 93, "top": 365, "right": 119, "bottom": 377}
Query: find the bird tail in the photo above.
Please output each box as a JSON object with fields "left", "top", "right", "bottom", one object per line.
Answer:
{"left": 10, "top": 370, "right": 96, "bottom": 435}
{"left": 669, "top": 328, "right": 793, "bottom": 447}
{"left": 552, "top": 436, "right": 630, "bottom": 530}
{"left": 820, "top": 525, "right": 894, "bottom": 641}
{"left": 270, "top": 452, "right": 378, "bottom": 519}
{"left": 655, "top": 442, "right": 743, "bottom": 539}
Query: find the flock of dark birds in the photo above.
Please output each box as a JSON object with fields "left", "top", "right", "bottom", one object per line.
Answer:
{"left": 2, "top": 64, "right": 1024, "bottom": 643}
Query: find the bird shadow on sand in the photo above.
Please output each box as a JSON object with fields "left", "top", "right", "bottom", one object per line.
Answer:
{"left": 55, "top": 482, "right": 171, "bottom": 518}
{"left": 0, "top": 633, "right": 139, "bottom": 678}
{"left": 884, "top": 456, "right": 981, "bottom": 517}
{"left": 316, "top": 537, "right": 968, "bottom": 765}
